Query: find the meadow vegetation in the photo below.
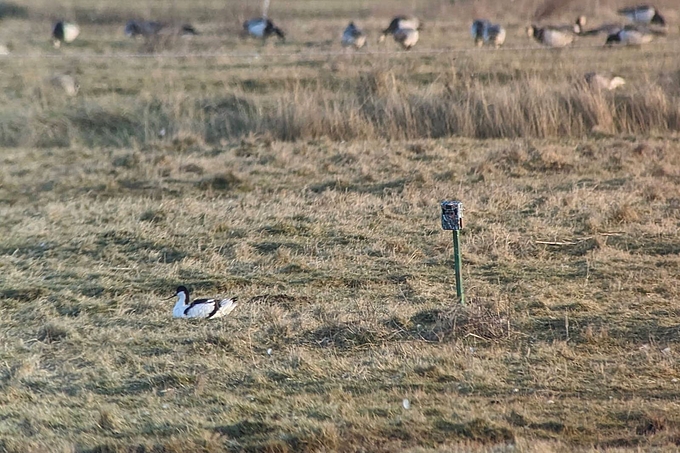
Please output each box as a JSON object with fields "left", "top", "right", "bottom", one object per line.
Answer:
{"left": 0, "top": 0, "right": 679, "bottom": 451}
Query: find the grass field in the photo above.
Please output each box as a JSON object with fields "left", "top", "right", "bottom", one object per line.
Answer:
{"left": 1, "top": 0, "right": 680, "bottom": 451}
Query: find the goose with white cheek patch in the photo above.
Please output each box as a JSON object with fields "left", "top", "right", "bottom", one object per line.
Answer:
{"left": 169, "top": 286, "right": 238, "bottom": 319}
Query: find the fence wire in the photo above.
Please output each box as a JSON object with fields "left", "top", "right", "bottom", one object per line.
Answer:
{"left": 4, "top": 39, "right": 680, "bottom": 61}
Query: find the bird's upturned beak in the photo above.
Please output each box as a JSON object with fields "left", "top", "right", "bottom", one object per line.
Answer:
{"left": 163, "top": 294, "right": 176, "bottom": 300}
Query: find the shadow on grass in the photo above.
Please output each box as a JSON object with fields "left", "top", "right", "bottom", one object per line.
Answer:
{"left": 298, "top": 300, "right": 510, "bottom": 351}
{"left": 527, "top": 314, "right": 680, "bottom": 345}
{"left": 309, "top": 175, "right": 423, "bottom": 195}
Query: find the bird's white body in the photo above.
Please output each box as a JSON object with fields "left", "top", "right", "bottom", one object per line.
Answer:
{"left": 618, "top": 6, "right": 662, "bottom": 24}
{"left": 393, "top": 17, "right": 420, "bottom": 31}
{"left": 52, "top": 21, "right": 80, "bottom": 48}
{"left": 392, "top": 28, "right": 419, "bottom": 49}
{"left": 617, "top": 27, "right": 654, "bottom": 45}
{"left": 62, "top": 23, "right": 80, "bottom": 43}
{"left": 246, "top": 19, "right": 267, "bottom": 38}
{"left": 527, "top": 25, "right": 575, "bottom": 47}
{"left": 172, "top": 289, "right": 238, "bottom": 319}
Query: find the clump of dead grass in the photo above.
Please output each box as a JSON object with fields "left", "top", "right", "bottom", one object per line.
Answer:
{"left": 410, "top": 299, "right": 511, "bottom": 342}
{"left": 5, "top": 68, "right": 680, "bottom": 148}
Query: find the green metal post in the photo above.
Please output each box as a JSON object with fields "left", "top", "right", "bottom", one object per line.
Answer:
{"left": 452, "top": 230, "right": 465, "bottom": 305}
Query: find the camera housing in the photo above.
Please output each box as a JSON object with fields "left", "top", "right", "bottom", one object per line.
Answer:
{"left": 441, "top": 201, "right": 463, "bottom": 230}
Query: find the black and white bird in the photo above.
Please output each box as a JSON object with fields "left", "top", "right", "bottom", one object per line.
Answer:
{"left": 342, "top": 22, "right": 366, "bottom": 49}
{"left": 526, "top": 16, "right": 585, "bottom": 47}
{"left": 378, "top": 16, "right": 421, "bottom": 50}
{"left": 169, "top": 286, "right": 238, "bottom": 319}
{"left": 243, "top": 18, "right": 285, "bottom": 41}
{"left": 52, "top": 21, "right": 80, "bottom": 48}
{"left": 618, "top": 5, "right": 665, "bottom": 26}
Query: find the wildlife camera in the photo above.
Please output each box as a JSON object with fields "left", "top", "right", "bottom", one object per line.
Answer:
{"left": 441, "top": 201, "right": 463, "bottom": 230}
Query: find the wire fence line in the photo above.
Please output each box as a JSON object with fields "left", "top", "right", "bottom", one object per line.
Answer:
{"left": 3, "top": 39, "right": 680, "bottom": 61}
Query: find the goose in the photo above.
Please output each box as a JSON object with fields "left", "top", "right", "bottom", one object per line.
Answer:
{"left": 124, "top": 20, "right": 198, "bottom": 38}
{"left": 169, "top": 286, "right": 238, "bottom": 319}
{"left": 605, "top": 24, "right": 663, "bottom": 45}
{"left": 618, "top": 5, "right": 665, "bottom": 26}
{"left": 526, "top": 25, "right": 576, "bottom": 47}
{"left": 527, "top": 15, "right": 585, "bottom": 43}
{"left": 378, "top": 16, "right": 420, "bottom": 49}
{"left": 470, "top": 19, "right": 490, "bottom": 46}
{"left": 243, "top": 17, "right": 285, "bottom": 41}
{"left": 52, "top": 21, "right": 80, "bottom": 48}
{"left": 584, "top": 72, "right": 626, "bottom": 90}
{"left": 482, "top": 23, "right": 506, "bottom": 48}
{"left": 342, "top": 22, "right": 366, "bottom": 49}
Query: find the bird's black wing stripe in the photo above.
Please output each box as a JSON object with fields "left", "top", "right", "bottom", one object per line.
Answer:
{"left": 184, "top": 298, "right": 214, "bottom": 316}
{"left": 207, "top": 300, "right": 221, "bottom": 319}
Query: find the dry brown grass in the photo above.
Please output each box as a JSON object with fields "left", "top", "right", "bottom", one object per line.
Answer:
{"left": 2, "top": 135, "right": 680, "bottom": 452}
{"left": 1, "top": 0, "right": 680, "bottom": 452}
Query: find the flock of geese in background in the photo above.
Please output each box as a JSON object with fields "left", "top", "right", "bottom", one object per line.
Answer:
{"left": 42, "top": 5, "right": 669, "bottom": 97}
{"left": 49, "top": 4, "right": 668, "bottom": 51}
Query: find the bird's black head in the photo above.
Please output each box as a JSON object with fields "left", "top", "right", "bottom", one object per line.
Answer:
{"left": 125, "top": 21, "right": 141, "bottom": 37}
{"left": 176, "top": 286, "right": 189, "bottom": 295}
{"left": 53, "top": 22, "right": 64, "bottom": 38}
{"left": 651, "top": 12, "right": 665, "bottom": 26}
{"left": 384, "top": 17, "right": 402, "bottom": 34}
{"left": 605, "top": 33, "right": 620, "bottom": 45}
